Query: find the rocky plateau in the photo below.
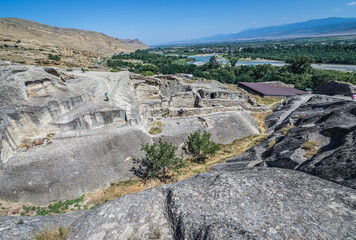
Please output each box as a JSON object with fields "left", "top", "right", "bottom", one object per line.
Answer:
{"left": 0, "top": 61, "right": 356, "bottom": 239}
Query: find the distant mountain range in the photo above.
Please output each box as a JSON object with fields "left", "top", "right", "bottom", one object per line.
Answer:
{"left": 168, "top": 17, "right": 356, "bottom": 45}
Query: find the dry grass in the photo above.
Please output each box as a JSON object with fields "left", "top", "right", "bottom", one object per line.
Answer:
{"left": 149, "top": 121, "right": 163, "bottom": 134}
{"left": 83, "top": 134, "right": 267, "bottom": 208}
{"left": 34, "top": 225, "right": 70, "bottom": 240}
{"left": 301, "top": 140, "right": 319, "bottom": 158}
{"left": 226, "top": 84, "right": 244, "bottom": 93}
{"left": 249, "top": 94, "right": 283, "bottom": 107}
{"left": 251, "top": 111, "right": 272, "bottom": 134}
{"left": 280, "top": 125, "right": 295, "bottom": 136}
{"left": 267, "top": 139, "right": 277, "bottom": 149}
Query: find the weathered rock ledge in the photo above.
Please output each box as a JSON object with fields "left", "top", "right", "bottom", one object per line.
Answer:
{"left": 0, "top": 168, "right": 355, "bottom": 239}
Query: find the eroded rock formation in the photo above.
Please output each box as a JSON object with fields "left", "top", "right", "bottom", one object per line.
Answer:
{"left": 0, "top": 61, "right": 261, "bottom": 204}
{"left": 213, "top": 94, "right": 356, "bottom": 189}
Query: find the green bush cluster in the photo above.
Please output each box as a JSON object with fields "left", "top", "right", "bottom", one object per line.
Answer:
{"left": 48, "top": 54, "right": 61, "bottom": 61}
{"left": 132, "top": 130, "right": 220, "bottom": 182}
{"left": 188, "top": 130, "right": 220, "bottom": 163}
{"left": 21, "top": 195, "right": 85, "bottom": 216}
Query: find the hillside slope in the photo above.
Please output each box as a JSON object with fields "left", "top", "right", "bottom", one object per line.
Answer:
{"left": 0, "top": 18, "right": 148, "bottom": 67}
{"left": 0, "top": 18, "right": 147, "bottom": 54}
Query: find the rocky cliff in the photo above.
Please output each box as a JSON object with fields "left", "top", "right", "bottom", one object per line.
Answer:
{"left": 213, "top": 94, "right": 356, "bottom": 189}
{"left": 0, "top": 61, "right": 261, "bottom": 205}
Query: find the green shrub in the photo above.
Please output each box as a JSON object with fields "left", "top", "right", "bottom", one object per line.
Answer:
{"left": 187, "top": 130, "right": 220, "bottom": 163}
{"left": 142, "top": 71, "right": 155, "bottom": 76}
{"left": 131, "top": 139, "right": 185, "bottom": 182}
{"left": 48, "top": 54, "right": 61, "bottom": 61}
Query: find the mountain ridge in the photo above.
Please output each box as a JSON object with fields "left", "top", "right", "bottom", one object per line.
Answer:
{"left": 0, "top": 17, "right": 148, "bottom": 54}
{"left": 164, "top": 17, "right": 356, "bottom": 45}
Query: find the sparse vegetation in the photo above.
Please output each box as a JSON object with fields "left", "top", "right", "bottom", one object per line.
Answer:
{"left": 18, "top": 195, "right": 84, "bottom": 216}
{"left": 150, "top": 226, "right": 162, "bottom": 240}
{"left": 48, "top": 54, "right": 61, "bottom": 61}
{"left": 187, "top": 130, "right": 220, "bottom": 163}
{"left": 142, "top": 70, "right": 155, "bottom": 76}
{"left": 250, "top": 94, "right": 283, "bottom": 107}
{"left": 301, "top": 140, "right": 319, "bottom": 158}
{"left": 34, "top": 225, "right": 70, "bottom": 240}
{"left": 149, "top": 121, "right": 163, "bottom": 134}
{"left": 281, "top": 125, "right": 295, "bottom": 135}
{"left": 267, "top": 139, "right": 277, "bottom": 149}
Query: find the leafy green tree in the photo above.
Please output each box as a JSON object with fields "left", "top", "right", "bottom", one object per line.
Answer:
{"left": 208, "top": 56, "right": 221, "bottom": 69}
{"left": 227, "top": 54, "right": 239, "bottom": 67}
{"left": 286, "top": 55, "right": 315, "bottom": 74}
{"left": 188, "top": 130, "right": 220, "bottom": 163}
{"left": 131, "top": 139, "right": 185, "bottom": 182}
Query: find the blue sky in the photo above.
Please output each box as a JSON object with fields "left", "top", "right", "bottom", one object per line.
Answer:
{"left": 0, "top": 0, "right": 355, "bottom": 45}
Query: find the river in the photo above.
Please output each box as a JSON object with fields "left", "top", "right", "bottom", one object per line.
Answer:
{"left": 188, "top": 55, "right": 356, "bottom": 72}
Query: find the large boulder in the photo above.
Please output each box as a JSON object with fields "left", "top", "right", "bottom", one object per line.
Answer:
{"left": 69, "top": 169, "right": 356, "bottom": 239}
{"left": 1, "top": 168, "right": 355, "bottom": 240}
{"left": 313, "top": 81, "right": 356, "bottom": 96}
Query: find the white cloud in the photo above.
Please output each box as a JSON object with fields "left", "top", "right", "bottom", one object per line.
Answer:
{"left": 252, "top": 21, "right": 256, "bottom": 25}
{"left": 333, "top": 8, "right": 341, "bottom": 11}
{"left": 347, "top": 1, "right": 355, "bottom": 6}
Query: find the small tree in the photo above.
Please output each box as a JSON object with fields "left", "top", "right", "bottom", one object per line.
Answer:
{"left": 131, "top": 139, "right": 184, "bottom": 182}
{"left": 188, "top": 130, "right": 220, "bottom": 163}
{"left": 286, "top": 55, "right": 314, "bottom": 74}
{"left": 227, "top": 54, "right": 239, "bottom": 67}
{"left": 208, "top": 56, "right": 221, "bottom": 69}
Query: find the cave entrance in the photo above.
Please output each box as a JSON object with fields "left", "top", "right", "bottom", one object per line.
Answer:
{"left": 210, "top": 92, "right": 216, "bottom": 99}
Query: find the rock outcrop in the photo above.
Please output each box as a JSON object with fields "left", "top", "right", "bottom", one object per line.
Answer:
{"left": 213, "top": 94, "right": 356, "bottom": 190}
{"left": 1, "top": 169, "right": 355, "bottom": 239}
{"left": 313, "top": 80, "right": 356, "bottom": 96}
{"left": 0, "top": 61, "right": 260, "bottom": 205}
{"left": 1, "top": 73, "right": 356, "bottom": 239}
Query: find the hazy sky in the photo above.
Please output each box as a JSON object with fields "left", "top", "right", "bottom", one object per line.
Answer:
{"left": 0, "top": 0, "right": 355, "bottom": 45}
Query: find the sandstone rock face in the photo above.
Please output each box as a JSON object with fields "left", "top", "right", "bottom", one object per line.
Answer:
{"left": 2, "top": 169, "right": 355, "bottom": 239}
{"left": 313, "top": 80, "right": 356, "bottom": 96}
{"left": 213, "top": 95, "right": 356, "bottom": 190}
{"left": 0, "top": 62, "right": 260, "bottom": 204}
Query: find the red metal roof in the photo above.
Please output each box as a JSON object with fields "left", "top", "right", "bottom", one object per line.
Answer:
{"left": 238, "top": 82, "right": 307, "bottom": 96}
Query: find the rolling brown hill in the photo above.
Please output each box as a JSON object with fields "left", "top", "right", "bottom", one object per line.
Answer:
{"left": 0, "top": 18, "right": 148, "bottom": 67}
